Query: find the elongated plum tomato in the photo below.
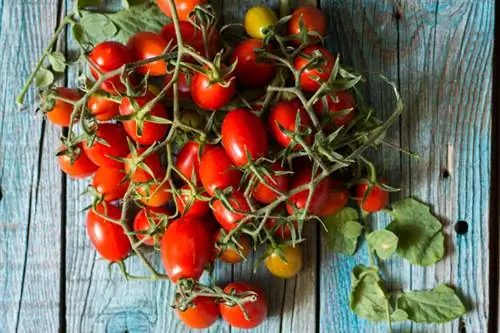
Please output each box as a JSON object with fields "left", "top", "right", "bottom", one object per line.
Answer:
{"left": 175, "top": 185, "right": 210, "bottom": 218}
{"left": 161, "top": 216, "right": 213, "bottom": 283}
{"left": 133, "top": 207, "right": 169, "bottom": 246}
{"left": 244, "top": 6, "right": 277, "bottom": 39}
{"left": 83, "top": 123, "right": 129, "bottom": 168}
{"left": 220, "top": 282, "right": 268, "bottom": 329}
{"left": 92, "top": 166, "right": 129, "bottom": 202}
{"left": 199, "top": 147, "right": 242, "bottom": 197}
{"left": 176, "top": 141, "right": 215, "bottom": 183}
{"left": 191, "top": 70, "right": 236, "bottom": 110}
{"left": 252, "top": 162, "right": 289, "bottom": 204}
{"left": 176, "top": 296, "right": 219, "bottom": 329}
{"left": 137, "top": 181, "right": 172, "bottom": 208}
{"left": 288, "top": 6, "right": 327, "bottom": 43}
{"left": 87, "top": 93, "right": 120, "bottom": 121}
{"left": 264, "top": 245, "right": 303, "bottom": 278}
{"left": 356, "top": 181, "right": 389, "bottom": 213}
{"left": 231, "top": 39, "right": 275, "bottom": 87}
{"left": 212, "top": 191, "right": 251, "bottom": 231}
{"left": 268, "top": 99, "right": 313, "bottom": 150}
{"left": 86, "top": 202, "right": 130, "bottom": 261}
{"left": 45, "top": 88, "right": 81, "bottom": 127}
{"left": 157, "top": 0, "right": 207, "bottom": 22}
{"left": 319, "top": 180, "right": 349, "bottom": 217}
{"left": 89, "top": 41, "right": 132, "bottom": 93}
{"left": 222, "top": 108, "right": 268, "bottom": 166}
{"left": 314, "top": 91, "right": 356, "bottom": 128}
{"left": 215, "top": 230, "right": 251, "bottom": 264}
{"left": 294, "top": 46, "right": 335, "bottom": 92}
{"left": 161, "top": 22, "right": 220, "bottom": 60}
{"left": 124, "top": 148, "right": 164, "bottom": 183}
{"left": 57, "top": 144, "right": 98, "bottom": 178}
{"left": 127, "top": 32, "right": 168, "bottom": 76}
{"left": 119, "top": 93, "right": 169, "bottom": 145}
{"left": 165, "top": 71, "right": 191, "bottom": 99}
{"left": 286, "top": 165, "right": 330, "bottom": 215}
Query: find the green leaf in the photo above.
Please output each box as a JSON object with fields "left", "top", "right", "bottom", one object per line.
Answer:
{"left": 391, "top": 309, "right": 408, "bottom": 322}
{"left": 79, "top": 13, "right": 118, "bottom": 44}
{"left": 367, "top": 229, "right": 399, "bottom": 260}
{"left": 34, "top": 67, "right": 54, "bottom": 88}
{"left": 48, "top": 52, "right": 66, "bottom": 72}
{"left": 76, "top": 0, "right": 103, "bottom": 9}
{"left": 386, "top": 198, "right": 445, "bottom": 266}
{"left": 323, "top": 207, "right": 363, "bottom": 255}
{"left": 350, "top": 265, "right": 390, "bottom": 322}
{"left": 121, "top": 0, "right": 147, "bottom": 8}
{"left": 396, "top": 284, "right": 466, "bottom": 323}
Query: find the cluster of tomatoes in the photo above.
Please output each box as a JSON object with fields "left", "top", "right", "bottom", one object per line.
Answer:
{"left": 42, "top": 0, "right": 391, "bottom": 329}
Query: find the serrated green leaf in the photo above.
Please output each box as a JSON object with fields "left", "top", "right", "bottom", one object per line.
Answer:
{"left": 367, "top": 229, "right": 399, "bottom": 260}
{"left": 34, "top": 67, "right": 54, "bottom": 88}
{"left": 72, "top": 23, "right": 87, "bottom": 45}
{"left": 323, "top": 207, "right": 362, "bottom": 255}
{"left": 79, "top": 13, "right": 118, "bottom": 44}
{"left": 48, "top": 52, "right": 66, "bottom": 72}
{"left": 350, "top": 265, "right": 390, "bottom": 322}
{"left": 396, "top": 284, "right": 466, "bottom": 323}
{"left": 387, "top": 198, "right": 444, "bottom": 266}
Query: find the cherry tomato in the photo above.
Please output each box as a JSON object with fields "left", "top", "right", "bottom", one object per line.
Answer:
{"left": 230, "top": 39, "right": 275, "bottom": 87}
{"left": 314, "top": 91, "right": 356, "bottom": 128}
{"left": 83, "top": 123, "right": 129, "bottom": 168}
{"left": 119, "top": 93, "right": 169, "bottom": 145}
{"left": 252, "top": 162, "right": 289, "bottom": 204}
{"left": 244, "top": 6, "right": 277, "bottom": 39}
{"left": 222, "top": 108, "right": 268, "bottom": 166}
{"left": 265, "top": 217, "right": 299, "bottom": 240}
{"left": 286, "top": 165, "right": 330, "bottom": 215}
{"left": 176, "top": 296, "right": 219, "bottom": 329}
{"left": 215, "top": 230, "right": 251, "bottom": 264}
{"left": 161, "top": 216, "right": 213, "bottom": 283}
{"left": 124, "top": 148, "right": 164, "bottom": 183}
{"left": 264, "top": 245, "right": 303, "bottom": 278}
{"left": 199, "top": 147, "right": 242, "bottom": 197}
{"left": 45, "top": 88, "right": 81, "bottom": 127}
{"left": 319, "top": 180, "right": 349, "bottom": 217}
{"left": 212, "top": 191, "right": 251, "bottom": 231}
{"left": 165, "top": 71, "right": 191, "bottom": 98}
{"left": 268, "top": 99, "right": 313, "bottom": 150}
{"left": 191, "top": 70, "right": 236, "bottom": 110}
{"left": 57, "top": 144, "right": 98, "bottom": 178}
{"left": 220, "top": 282, "right": 268, "bottom": 329}
{"left": 356, "top": 181, "right": 389, "bottom": 213}
{"left": 86, "top": 202, "right": 130, "bottom": 261}
{"left": 87, "top": 94, "right": 120, "bottom": 121}
{"left": 137, "top": 181, "right": 172, "bottom": 208}
{"left": 294, "top": 46, "right": 336, "bottom": 92}
{"left": 133, "top": 207, "right": 169, "bottom": 246}
{"left": 92, "top": 166, "right": 129, "bottom": 202}
{"left": 157, "top": 0, "right": 207, "bottom": 22}
{"left": 127, "top": 32, "right": 168, "bottom": 76}
{"left": 89, "top": 41, "right": 132, "bottom": 93}
{"left": 175, "top": 184, "right": 210, "bottom": 218}
{"left": 161, "top": 22, "right": 220, "bottom": 60}
{"left": 176, "top": 141, "right": 215, "bottom": 183}
{"left": 288, "top": 6, "right": 327, "bottom": 43}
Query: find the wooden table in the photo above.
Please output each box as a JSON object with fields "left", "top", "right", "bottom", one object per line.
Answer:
{"left": 0, "top": 1, "right": 496, "bottom": 332}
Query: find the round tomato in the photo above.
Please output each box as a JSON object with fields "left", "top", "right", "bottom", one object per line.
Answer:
{"left": 161, "top": 22, "right": 220, "bottom": 60}
{"left": 89, "top": 41, "right": 132, "bottom": 94}
{"left": 199, "top": 147, "right": 242, "bottom": 197}
{"left": 222, "top": 108, "right": 268, "bottom": 166}
{"left": 288, "top": 6, "right": 327, "bottom": 43}
{"left": 286, "top": 165, "right": 330, "bottom": 215}
{"left": 161, "top": 216, "right": 213, "bottom": 283}
{"left": 319, "top": 180, "right": 349, "bottom": 217}
{"left": 83, "top": 123, "right": 129, "bottom": 168}
{"left": 264, "top": 245, "right": 303, "bottom": 278}
{"left": 127, "top": 32, "right": 168, "bottom": 76}
{"left": 137, "top": 180, "right": 172, "bottom": 207}
{"left": 87, "top": 94, "right": 120, "bottom": 121}
{"left": 356, "top": 181, "right": 389, "bottom": 213}
{"left": 252, "top": 162, "right": 289, "bottom": 204}
{"left": 133, "top": 207, "right": 169, "bottom": 246}
{"left": 92, "top": 166, "right": 129, "bottom": 201}
{"left": 176, "top": 296, "right": 219, "bottom": 329}
{"left": 57, "top": 144, "right": 98, "bottom": 178}
{"left": 294, "top": 46, "right": 335, "bottom": 92}
{"left": 268, "top": 99, "right": 313, "bottom": 150}
{"left": 191, "top": 70, "right": 236, "bottom": 110}
{"left": 175, "top": 185, "right": 210, "bottom": 218}
{"left": 124, "top": 148, "right": 164, "bottom": 183}
{"left": 45, "top": 88, "right": 81, "bottom": 127}
{"left": 86, "top": 202, "right": 130, "bottom": 261}
{"left": 220, "top": 282, "right": 268, "bottom": 329}
{"left": 314, "top": 91, "right": 356, "bottom": 128}
{"left": 212, "top": 191, "right": 251, "bottom": 231}
{"left": 215, "top": 230, "right": 251, "bottom": 264}
{"left": 230, "top": 39, "right": 275, "bottom": 87}
{"left": 244, "top": 6, "right": 277, "bottom": 39}
{"left": 165, "top": 71, "right": 191, "bottom": 98}
{"left": 119, "top": 93, "right": 169, "bottom": 145}
{"left": 157, "top": 0, "right": 207, "bottom": 21}
{"left": 176, "top": 141, "right": 215, "bottom": 183}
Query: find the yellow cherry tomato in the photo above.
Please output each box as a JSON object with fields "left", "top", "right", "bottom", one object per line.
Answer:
{"left": 244, "top": 6, "right": 278, "bottom": 39}
{"left": 264, "top": 245, "right": 303, "bottom": 278}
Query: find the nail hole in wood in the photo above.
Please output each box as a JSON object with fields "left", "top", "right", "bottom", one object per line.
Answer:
{"left": 454, "top": 221, "right": 469, "bottom": 235}
{"left": 442, "top": 169, "right": 450, "bottom": 179}
{"left": 458, "top": 319, "right": 466, "bottom": 333}
{"left": 0, "top": 186, "right": 3, "bottom": 202}
{"left": 393, "top": 7, "right": 403, "bottom": 20}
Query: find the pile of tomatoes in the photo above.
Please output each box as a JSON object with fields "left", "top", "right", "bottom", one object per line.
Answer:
{"left": 41, "top": 0, "right": 391, "bottom": 329}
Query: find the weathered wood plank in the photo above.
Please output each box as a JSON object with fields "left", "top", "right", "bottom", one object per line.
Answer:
{"left": 0, "top": 1, "right": 63, "bottom": 332}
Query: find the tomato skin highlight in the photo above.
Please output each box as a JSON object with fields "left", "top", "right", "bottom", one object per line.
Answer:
{"left": 199, "top": 147, "right": 242, "bottom": 197}
{"left": 268, "top": 99, "right": 313, "bottom": 150}
{"left": 231, "top": 39, "right": 275, "bottom": 88}
{"left": 133, "top": 207, "right": 169, "bottom": 246}
{"left": 89, "top": 41, "right": 132, "bottom": 93}
{"left": 288, "top": 6, "right": 327, "bottom": 43}
{"left": 176, "top": 141, "right": 215, "bottom": 183}
{"left": 127, "top": 32, "right": 168, "bottom": 76}
{"left": 88, "top": 94, "right": 120, "bottom": 121}
{"left": 314, "top": 91, "right": 356, "bottom": 128}
{"left": 157, "top": 0, "right": 207, "bottom": 22}
{"left": 137, "top": 181, "right": 172, "bottom": 208}
{"left": 356, "top": 181, "right": 389, "bottom": 213}
{"left": 319, "top": 180, "right": 349, "bottom": 217}
{"left": 191, "top": 71, "right": 236, "bottom": 110}
{"left": 252, "top": 162, "right": 289, "bottom": 204}
{"left": 215, "top": 230, "right": 251, "bottom": 264}
{"left": 212, "top": 191, "right": 251, "bottom": 231}
{"left": 244, "top": 6, "right": 278, "bottom": 39}
{"left": 83, "top": 123, "right": 130, "bottom": 169}
{"left": 222, "top": 108, "right": 268, "bottom": 166}
{"left": 175, "top": 184, "right": 210, "bottom": 218}
{"left": 46, "top": 88, "right": 81, "bottom": 127}
{"left": 176, "top": 296, "right": 219, "bottom": 329}
{"left": 86, "top": 202, "right": 130, "bottom": 261}
{"left": 264, "top": 245, "right": 303, "bottom": 278}
{"left": 124, "top": 148, "right": 164, "bottom": 183}
{"left": 286, "top": 165, "right": 330, "bottom": 215}
{"left": 92, "top": 166, "right": 129, "bottom": 201}
{"left": 57, "top": 144, "right": 98, "bottom": 178}
{"left": 294, "top": 46, "right": 336, "bottom": 92}
{"left": 220, "top": 282, "right": 268, "bottom": 329}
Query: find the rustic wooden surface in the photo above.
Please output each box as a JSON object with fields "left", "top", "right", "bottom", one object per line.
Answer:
{"left": 0, "top": 1, "right": 496, "bottom": 332}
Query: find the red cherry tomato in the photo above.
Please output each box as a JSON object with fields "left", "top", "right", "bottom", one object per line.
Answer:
{"left": 265, "top": 217, "right": 299, "bottom": 240}
{"left": 356, "top": 181, "right": 389, "bottom": 213}
{"left": 89, "top": 41, "right": 132, "bottom": 93}
{"left": 165, "top": 71, "right": 191, "bottom": 98}
{"left": 220, "top": 282, "right": 268, "bottom": 329}
{"left": 215, "top": 230, "right": 251, "bottom": 264}
{"left": 127, "top": 32, "right": 168, "bottom": 76}
{"left": 124, "top": 148, "right": 164, "bottom": 183}
{"left": 222, "top": 108, "right": 268, "bottom": 166}
{"left": 212, "top": 191, "right": 251, "bottom": 231}
{"left": 133, "top": 207, "right": 169, "bottom": 246}
{"left": 161, "top": 216, "right": 213, "bottom": 283}
{"left": 86, "top": 202, "right": 130, "bottom": 261}
{"left": 175, "top": 185, "right": 211, "bottom": 218}
{"left": 191, "top": 70, "right": 236, "bottom": 110}
{"left": 294, "top": 46, "right": 335, "bottom": 92}
{"left": 57, "top": 144, "right": 98, "bottom": 178}
{"left": 92, "top": 166, "right": 129, "bottom": 201}
{"left": 288, "top": 6, "right": 327, "bottom": 43}
{"left": 319, "top": 180, "right": 349, "bottom": 217}
{"left": 176, "top": 296, "right": 219, "bottom": 329}
{"left": 46, "top": 88, "right": 81, "bottom": 127}
{"left": 161, "top": 22, "right": 220, "bottom": 60}
{"left": 230, "top": 39, "right": 275, "bottom": 88}
{"left": 119, "top": 93, "right": 169, "bottom": 145}
{"left": 157, "top": 0, "right": 207, "bottom": 22}
{"left": 252, "top": 162, "right": 289, "bottom": 204}
{"left": 137, "top": 181, "right": 172, "bottom": 208}
{"left": 286, "top": 165, "right": 330, "bottom": 215}
{"left": 268, "top": 99, "right": 313, "bottom": 150}
{"left": 199, "top": 147, "right": 242, "bottom": 197}
{"left": 83, "top": 123, "right": 130, "bottom": 168}
{"left": 176, "top": 141, "right": 215, "bottom": 183}
{"left": 314, "top": 91, "right": 356, "bottom": 128}
{"left": 87, "top": 94, "right": 120, "bottom": 121}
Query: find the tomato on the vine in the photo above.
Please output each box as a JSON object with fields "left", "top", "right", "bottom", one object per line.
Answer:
{"left": 268, "top": 99, "right": 313, "bottom": 150}
{"left": 83, "top": 123, "right": 129, "bottom": 168}
{"left": 199, "top": 147, "right": 242, "bottom": 197}
{"left": 319, "top": 180, "right": 349, "bottom": 217}
{"left": 264, "top": 245, "right": 303, "bottom": 278}
{"left": 222, "top": 108, "right": 268, "bottom": 166}
{"left": 175, "top": 184, "right": 210, "bottom": 218}
{"left": 286, "top": 165, "right": 330, "bottom": 215}
{"left": 191, "top": 70, "right": 236, "bottom": 111}
{"left": 133, "top": 207, "right": 169, "bottom": 246}
{"left": 212, "top": 191, "right": 252, "bottom": 231}
{"left": 45, "top": 88, "right": 81, "bottom": 127}
{"left": 86, "top": 202, "right": 130, "bottom": 261}
{"left": 161, "top": 22, "right": 220, "bottom": 59}
{"left": 89, "top": 41, "right": 132, "bottom": 94}
{"left": 230, "top": 39, "right": 275, "bottom": 88}
{"left": 176, "top": 141, "right": 215, "bottom": 183}
{"left": 220, "top": 282, "right": 268, "bottom": 329}
{"left": 288, "top": 6, "right": 327, "bottom": 43}
{"left": 294, "top": 45, "right": 335, "bottom": 92}
{"left": 157, "top": 0, "right": 207, "bottom": 22}
{"left": 124, "top": 148, "right": 164, "bottom": 183}
{"left": 356, "top": 180, "right": 389, "bottom": 213}
{"left": 57, "top": 144, "right": 98, "bottom": 178}
{"left": 314, "top": 91, "right": 356, "bottom": 128}
{"left": 176, "top": 296, "right": 219, "bottom": 329}
{"left": 127, "top": 32, "right": 168, "bottom": 76}
{"left": 265, "top": 217, "right": 299, "bottom": 240}
{"left": 215, "top": 230, "right": 251, "bottom": 264}
{"left": 137, "top": 181, "right": 172, "bottom": 208}
{"left": 244, "top": 6, "right": 277, "bottom": 39}
{"left": 87, "top": 94, "right": 120, "bottom": 121}
{"left": 252, "top": 162, "right": 289, "bottom": 204}
{"left": 165, "top": 71, "right": 191, "bottom": 98}
{"left": 92, "top": 166, "right": 129, "bottom": 202}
